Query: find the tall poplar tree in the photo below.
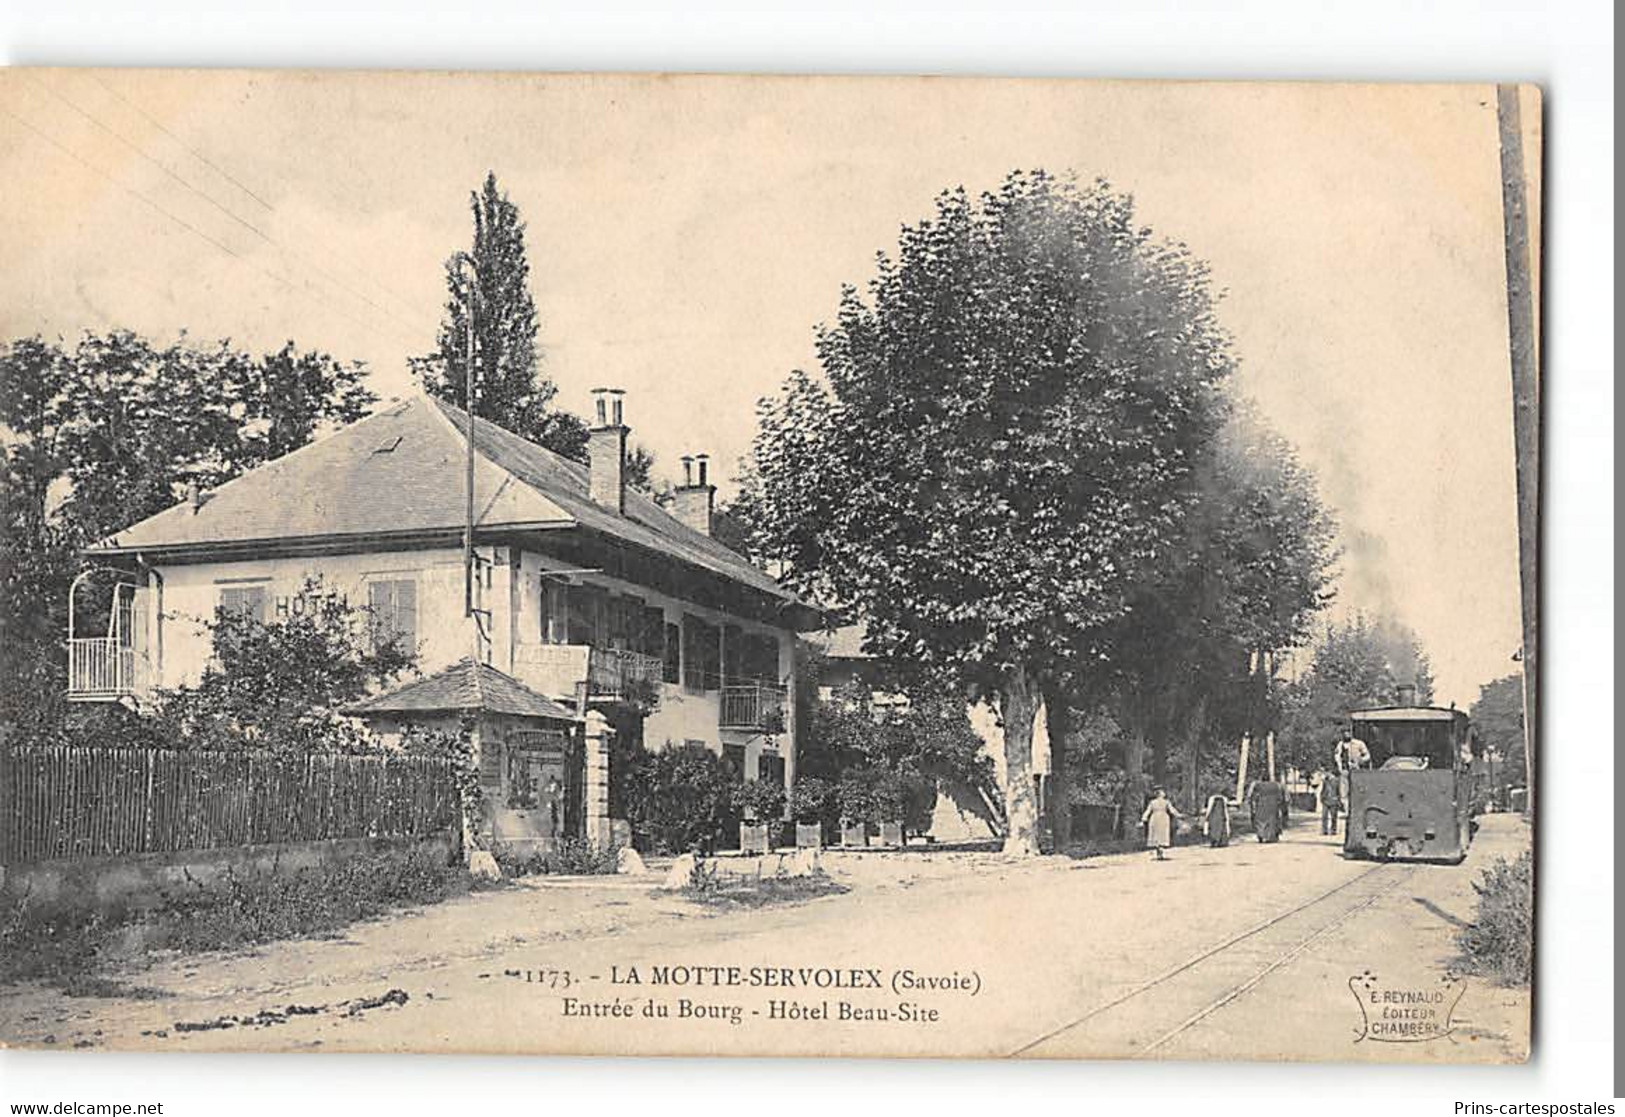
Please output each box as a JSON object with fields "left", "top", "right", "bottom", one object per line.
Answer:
{"left": 414, "top": 173, "right": 588, "bottom": 460}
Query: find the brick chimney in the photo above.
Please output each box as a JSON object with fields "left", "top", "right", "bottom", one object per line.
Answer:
{"left": 672, "top": 453, "right": 714, "bottom": 536}
{"left": 587, "top": 388, "right": 628, "bottom": 514}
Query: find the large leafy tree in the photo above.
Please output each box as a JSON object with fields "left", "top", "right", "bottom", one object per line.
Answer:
{"left": 413, "top": 172, "right": 589, "bottom": 461}
{"left": 745, "top": 171, "right": 1235, "bottom": 854}
{"left": 0, "top": 332, "right": 374, "bottom": 740}
{"left": 1092, "top": 408, "right": 1336, "bottom": 829}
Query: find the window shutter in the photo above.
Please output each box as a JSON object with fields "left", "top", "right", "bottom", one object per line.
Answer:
{"left": 395, "top": 579, "right": 417, "bottom": 648}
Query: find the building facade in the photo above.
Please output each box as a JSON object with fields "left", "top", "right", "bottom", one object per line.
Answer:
{"left": 68, "top": 391, "right": 819, "bottom": 846}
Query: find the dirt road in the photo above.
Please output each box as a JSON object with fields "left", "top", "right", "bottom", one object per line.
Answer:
{"left": 0, "top": 814, "right": 1530, "bottom": 1062}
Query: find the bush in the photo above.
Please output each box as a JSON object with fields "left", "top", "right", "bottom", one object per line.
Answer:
{"left": 835, "top": 767, "right": 934, "bottom": 834}
{"left": 734, "top": 777, "right": 786, "bottom": 824}
{"left": 617, "top": 741, "right": 737, "bottom": 855}
{"left": 1, "top": 845, "right": 467, "bottom": 989}
{"left": 1457, "top": 850, "right": 1532, "bottom": 985}
{"left": 495, "top": 838, "right": 620, "bottom": 877}
{"left": 895, "top": 770, "right": 938, "bottom": 837}
{"left": 836, "top": 768, "right": 884, "bottom": 827}
{"left": 789, "top": 777, "right": 834, "bottom": 824}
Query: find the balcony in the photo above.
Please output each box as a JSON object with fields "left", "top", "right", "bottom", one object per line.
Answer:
{"left": 587, "top": 647, "right": 664, "bottom": 702}
{"left": 67, "top": 638, "right": 151, "bottom": 703}
{"left": 512, "top": 644, "right": 663, "bottom": 707}
{"left": 720, "top": 680, "right": 788, "bottom": 732}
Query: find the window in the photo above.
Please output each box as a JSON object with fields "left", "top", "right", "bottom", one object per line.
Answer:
{"left": 539, "top": 579, "right": 569, "bottom": 644}
{"left": 722, "top": 624, "right": 743, "bottom": 684}
{"left": 743, "top": 632, "right": 781, "bottom": 683}
{"left": 568, "top": 584, "right": 607, "bottom": 646}
{"left": 218, "top": 584, "right": 268, "bottom": 624}
{"left": 758, "top": 751, "right": 786, "bottom": 789}
{"left": 723, "top": 743, "right": 747, "bottom": 780}
{"left": 682, "top": 615, "right": 720, "bottom": 692}
{"left": 367, "top": 579, "right": 418, "bottom": 652}
{"left": 663, "top": 622, "right": 681, "bottom": 684}
{"left": 639, "top": 605, "right": 665, "bottom": 660}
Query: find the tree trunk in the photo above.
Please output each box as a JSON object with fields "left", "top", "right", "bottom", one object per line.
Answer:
{"left": 1122, "top": 715, "right": 1148, "bottom": 839}
{"left": 998, "top": 667, "right": 1042, "bottom": 857}
{"left": 1150, "top": 711, "right": 1170, "bottom": 794}
{"left": 1044, "top": 693, "right": 1074, "bottom": 852}
{"left": 1181, "top": 696, "right": 1207, "bottom": 813}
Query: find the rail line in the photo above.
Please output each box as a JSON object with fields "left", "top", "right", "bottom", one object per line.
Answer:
{"left": 1011, "top": 861, "right": 1414, "bottom": 1057}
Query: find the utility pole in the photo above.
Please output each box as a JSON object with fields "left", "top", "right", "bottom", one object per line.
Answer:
{"left": 457, "top": 253, "right": 482, "bottom": 663}
{"left": 1495, "top": 84, "right": 1539, "bottom": 818}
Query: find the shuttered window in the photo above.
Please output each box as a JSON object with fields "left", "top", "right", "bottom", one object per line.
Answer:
{"left": 368, "top": 579, "right": 418, "bottom": 652}
{"left": 540, "top": 579, "right": 569, "bottom": 644}
{"left": 663, "top": 622, "right": 681, "bottom": 684}
{"left": 218, "top": 584, "right": 268, "bottom": 624}
{"left": 682, "top": 615, "right": 721, "bottom": 692}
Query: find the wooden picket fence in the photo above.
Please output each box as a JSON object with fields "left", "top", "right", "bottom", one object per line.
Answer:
{"left": 0, "top": 746, "right": 459, "bottom": 865}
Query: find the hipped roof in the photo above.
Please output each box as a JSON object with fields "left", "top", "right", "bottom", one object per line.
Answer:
{"left": 91, "top": 394, "right": 805, "bottom": 613}
{"left": 347, "top": 658, "right": 580, "bottom": 721}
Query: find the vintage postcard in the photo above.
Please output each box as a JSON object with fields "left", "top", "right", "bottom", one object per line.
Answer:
{"left": 0, "top": 72, "right": 1538, "bottom": 1062}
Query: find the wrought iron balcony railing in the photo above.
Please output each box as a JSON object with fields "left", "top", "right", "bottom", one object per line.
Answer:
{"left": 587, "top": 647, "right": 664, "bottom": 701}
{"left": 67, "top": 638, "right": 151, "bottom": 702}
{"left": 720, "top": 679, "right": 788, "bottom": 732}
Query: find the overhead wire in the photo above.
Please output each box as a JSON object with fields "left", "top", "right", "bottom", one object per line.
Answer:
{"left": 89, "top": 73, "right": 436, "bottom": 322}
{"left": 23, "top": 74, "right": 427, "bottom": 347}
{"left": 3, "top": 98, "right": 419, "bottom": 353}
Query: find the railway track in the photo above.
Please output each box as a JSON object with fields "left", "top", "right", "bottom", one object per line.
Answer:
{"left": 1011, "top": 862, "right": 1416, "bottom": 1058}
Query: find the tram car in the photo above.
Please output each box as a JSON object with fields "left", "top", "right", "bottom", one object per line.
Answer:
{"left": 1344, "top": 705, "right": 1473, "bottom": 863}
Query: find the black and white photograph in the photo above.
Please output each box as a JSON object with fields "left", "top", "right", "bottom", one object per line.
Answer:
{"left": 0, "top": 64, "right": 1564, "bottom": 1074}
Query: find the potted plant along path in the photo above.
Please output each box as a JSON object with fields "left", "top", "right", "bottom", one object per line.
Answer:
{"left": 837, "top": 770, "right": 879, "bottom": 848}
{"left": 734, "top": 777, "right": 786, "bottom": 855}
{"left": 789, "top": 777, "right": 833, "bottom": 849}
{"left": 875, "top": 770, "right": 915, "bottom": 848}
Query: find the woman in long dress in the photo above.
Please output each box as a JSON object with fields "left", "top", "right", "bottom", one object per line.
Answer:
{"left": 1248, "top": 779, "right": 1286, "bottom": 843}
{"left": 1140, "top": 787, "right": 1182, "bottom": 861}
{"left": 1203, "top": 794, "right": 1231, "bottom": 847}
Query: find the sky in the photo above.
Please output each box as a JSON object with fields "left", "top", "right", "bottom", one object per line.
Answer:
{"left": 0, "top": 71, "right": 1533, "bottom": 706}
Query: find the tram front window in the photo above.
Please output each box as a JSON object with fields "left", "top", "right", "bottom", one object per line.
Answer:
{"left": 1358, "top": 721, "right": 1456, "bottom": 770}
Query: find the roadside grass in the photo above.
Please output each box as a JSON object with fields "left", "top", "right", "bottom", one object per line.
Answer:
{"left": 681, "top": 867, "right": 848, "bottom": 910}
{"left": 1, "top": 846, "right": 485, "bottom": 996}
{"left": 1456, "top": 849, "right": 1533, "bottom": 985}
{"left": 495, "top": 838, "right": 621, "bottom": 877}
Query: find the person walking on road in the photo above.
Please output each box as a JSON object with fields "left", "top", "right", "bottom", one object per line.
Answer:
{"left": 1203, "top": 794, "right": 1232, "bottom": 848}
{"left": 1317, "top": 770, "right": 1342, "bottom": 836}
{"left": 1248, "top": 779, "right": 1286, "bottom": 843}
{"left": 1141, "top": 787, "right": 1182, "bottom": 861}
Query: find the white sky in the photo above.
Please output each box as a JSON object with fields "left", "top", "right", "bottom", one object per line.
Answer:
{"left": 0, "top": 71, "right": 1530, "bottom": 706}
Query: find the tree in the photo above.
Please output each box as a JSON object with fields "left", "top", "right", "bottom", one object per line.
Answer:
{"left": 0, "top": 332, "right": 374, "bottom": 742}
{"left": 1469, "top": 673, "right": 1526, "bottom": 797}
{"left": 1276, "top": 613, "right": 1436, "bottom": 775}
{"left": 625, "top": 444, "right": 657, "bottom": 494}
{"left": 1098, "top": 408, "right": 1336, "bottom": 830}
{"left": 150, "top": 578, "right": 416, "bottom": 753}
{"left": 412, "top": 172, "right": 587, "bottom": 459}
{"left": 744, "top": 171, "right": 1235, "bottom": 854}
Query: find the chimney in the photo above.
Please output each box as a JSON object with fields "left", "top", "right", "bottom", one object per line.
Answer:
{"left": 672, "top": 452, "right": 715, "bottom": 536}
{"left": 587, "top": 388, "right": 628, "bottom": 514}
{"left": 1395, "top": 683, "right": 1418, "bottom": 708}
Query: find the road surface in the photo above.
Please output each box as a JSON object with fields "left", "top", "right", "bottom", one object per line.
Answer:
{"left": 0, "top": 813, "right": 1530, "bottom": 1062}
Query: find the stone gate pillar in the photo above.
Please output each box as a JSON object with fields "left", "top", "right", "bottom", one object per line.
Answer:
{"left": 583, "top": 710, "right": 613, "bottom": 848}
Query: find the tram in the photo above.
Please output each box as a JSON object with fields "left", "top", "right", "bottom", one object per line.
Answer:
{"left": 1343, "top": 705, "right": 1473, "bottom": 863}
